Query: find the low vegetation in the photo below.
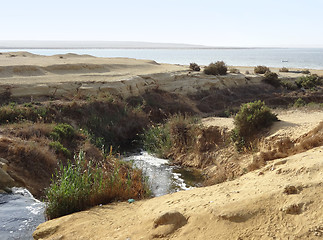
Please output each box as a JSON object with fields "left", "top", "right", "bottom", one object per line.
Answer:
{"left": 295, "top": 74, "right": 322, "bottom": 89}
{"left": 204, "top": 61, "right": 227, "bottom": 75}
{"left": 254, "top": 65, "right": 270, "bottom": 74}
{"left": 279, "top": 67, "right": 289, "bottom": 72}
{"left": 231, "top": 100, "right": 278, "bottom": 151}
{"left": 262, "top": 72, "right": 280, "bottom": 88}
{"left": 229, "top": 67, "right": 240, "bottom": 74}
{"left": 45, "top": 150, "right": 150, "bottom": 219}
{"left": 189, "top": 62, "right": 200, "bottom": 71}
{"left": 142, "top": 114, "right": 198, "bottom": 158}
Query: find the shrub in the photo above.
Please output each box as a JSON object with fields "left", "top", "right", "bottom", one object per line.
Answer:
{"left": 254, "top": 65, "right": 270, "bottom": 74}
{"left": 142, "top": 123, "right": 172, "bottom": 157}
{"left": 229, "top": 68, "right": 240, "bottom": 74}
{"left": 45, "top": 150, "right": 150, "bottom": 219}
{"left": 301, "top": 69, "right": 310, "bottom": 74}
{"left": 232, "top": 100, "right": 278, "bottom": 150}
{"left": 204, "top": 61, "right": 227, "bottom": 75}
{"left": 281, "top": 80, "right": 298, "bottom": 90}
{"left": 295, "top": 74, "right": 322, "bottom": 89}
{"left": 279, "top": 67, "right": 289, "bottom": 72}
{"left": 189, "top": 63, "right": 200, "bottom": 71}
{"left": 262, "top": 72, "right": 280, "bottom": 87}
{"left": 142, "top": 114, "right": 198, "bottom": 157}
{"left": 50, "top": 123, "right": 75, "bottom": 141}
{"left": 245, "top": 70, "right": 250, "bottom": 74}
{"left": 49, "top": 141, "right": 71, "bottom": 157}
{"left": 293, "top": 98, "right": 306, "bottom": 108}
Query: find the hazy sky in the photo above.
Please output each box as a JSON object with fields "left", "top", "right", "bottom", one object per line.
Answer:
{"left": 2, "top": 0, "right": 323, "bottom": 47}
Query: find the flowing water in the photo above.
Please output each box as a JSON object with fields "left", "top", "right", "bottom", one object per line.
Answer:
{"left": 0, "top": 152, "right": 202, "bottom": 239}
{"left": 0, "top": 188, "right": 45, "bottom": 240}
{"left": 124, "top": 151, "right": 203, "bottom": 197}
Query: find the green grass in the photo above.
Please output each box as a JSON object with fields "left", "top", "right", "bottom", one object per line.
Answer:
{"left": 142, "top": 114, "right": 199, "bottom": 158}
{"left": 142, "top": 123, "right": 172, "bottom": 158}
{"left": 49, "top": 141, "right": 71, "bottom": 158}
{"left": 45, "top": 150, "right": 151, "bottom": 219}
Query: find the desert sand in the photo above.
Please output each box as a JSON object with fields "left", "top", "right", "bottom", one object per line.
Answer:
{"left": 1, "top": 52, "right": 323, "bottom": 99}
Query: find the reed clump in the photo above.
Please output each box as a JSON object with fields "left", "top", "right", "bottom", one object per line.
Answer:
{"left": 45, "top": 150, "right": 151, "bottom": 219}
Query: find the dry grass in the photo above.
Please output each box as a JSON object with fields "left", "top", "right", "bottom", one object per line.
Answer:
{"left": 248, "top": 121, "right": 323, "bottom": 169}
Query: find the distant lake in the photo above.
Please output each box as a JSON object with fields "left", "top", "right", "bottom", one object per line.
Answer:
{"left": 1, "top": 48, "right": 323, "bottom": 69}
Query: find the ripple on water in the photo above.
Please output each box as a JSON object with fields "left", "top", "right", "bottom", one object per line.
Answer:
{"left": 0, "top": 188, "right": 45, "bottom": 240}
{"left": 124, "top": 151, "right": 202, "bottom": 197}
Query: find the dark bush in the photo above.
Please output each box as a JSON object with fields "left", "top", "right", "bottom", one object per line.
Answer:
{"left": 229, "top": 68, "right": 240, "bottom": 74}
{"left": 279, "top": 67, "right": 289, "bottom": 72}
{"left": 204, "top": 61, "right": 227, "bottom": 75}
{"left": 295, "top": 74, "right": 322, "bottom": 89}
{"left": 254, "top": 65, "right": 270, "bottom": 74}
{"left": 262, "top": 72, "right": 280, "bottom": 88}
{"left": 189, "top": 63, "right": 200, "bottom": 71}
{"left": 301, "top": 69, "right": 311, "bottom": 74}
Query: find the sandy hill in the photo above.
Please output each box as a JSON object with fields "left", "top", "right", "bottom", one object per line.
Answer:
{"left": 33, "top": 111, "right": 323, "bottom": 239}
{"left": 33, "top": 146, "right": 323, "bottom": 240}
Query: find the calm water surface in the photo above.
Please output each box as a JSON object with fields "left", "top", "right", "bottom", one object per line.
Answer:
{"left": 1, "top": 48, "right": 323, "bottom": 69}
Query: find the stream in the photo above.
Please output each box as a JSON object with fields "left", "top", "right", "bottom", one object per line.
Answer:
{"left": 124, "top": 151, "right": 203, "bottom": 197}
{"left": 0, "top": 188, "right": 45, "bottom": 240}
{"left": 0, "top": 152, "right": 203, "bottom": 239}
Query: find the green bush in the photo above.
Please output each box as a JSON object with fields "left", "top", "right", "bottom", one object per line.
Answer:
{"left": 50, "top": 123, "right": 75, "bottom": 141}
{"left": 142, "top": 114, "right": 198, "bottom": 157}
{"left": 49, "top": 141, "right": 71, "bottom": 158}
{"left": 189, "top": 63, "right": 200, "bottom": 71}
{"left": 232, "top": 100, "right": 278, "bottom": 150}
{"left": 293, "top": 98, "right": 306, "bottom": 108}
{"left": 254, "top": 65, "right": 270, "bottom": 74}
{"left": 45, "top": 150, "right": 150, "bottom": 219}
{"left": 142, "top": 124, "right": 172, "bottom": 157}
{"left": 262, "top": 72, "right": 280, "bottom": 87}
{"left": 204, "top": 61, "right": 227, "bottom": 75}
{"left": 295, "top": 74, "right": 322, "bottom": 89}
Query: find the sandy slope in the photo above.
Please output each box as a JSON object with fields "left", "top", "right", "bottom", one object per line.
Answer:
{"left": 202, "top": 109, "right": 323, "bottom": 140}
{"left": 0, "top": 52, "right": 186, "bottom": 84}
{"left": 33, "top": 145, "right": 323, "bottom": 240}
{"left": 33, "top": 112, "right": 323, "bottom": 240}
{"left": 1, "top": 52, "right": 323, "bottom": 99}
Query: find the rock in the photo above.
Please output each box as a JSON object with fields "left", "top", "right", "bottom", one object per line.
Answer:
{"left": 0, "top": 162, "right": 8, "bottom": 171}
{"left": 152, "top": 211, "right": 187, "bottom": 238}
{"left": 0, "top": 157, "right": 9, "bottom": 164}
{"left": 283, "top": 185, "right": 298, "bottom": 195}
{"left": 0, "top": 168, "right": 15, "bottom": 189}
{"left": 281, "top": 203, "right": 304, "bottom": 215}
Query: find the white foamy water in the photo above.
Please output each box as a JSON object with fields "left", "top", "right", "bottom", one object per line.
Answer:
{"left": 0, "top": 188, "right": 45, "bottom": 240}
{"left": 124, "top": 151, "right": 194, "bottom": 197}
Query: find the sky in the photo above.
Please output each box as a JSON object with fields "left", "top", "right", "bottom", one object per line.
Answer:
{"left": 1, "top": 0, "right": 323, "bottom": 47}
